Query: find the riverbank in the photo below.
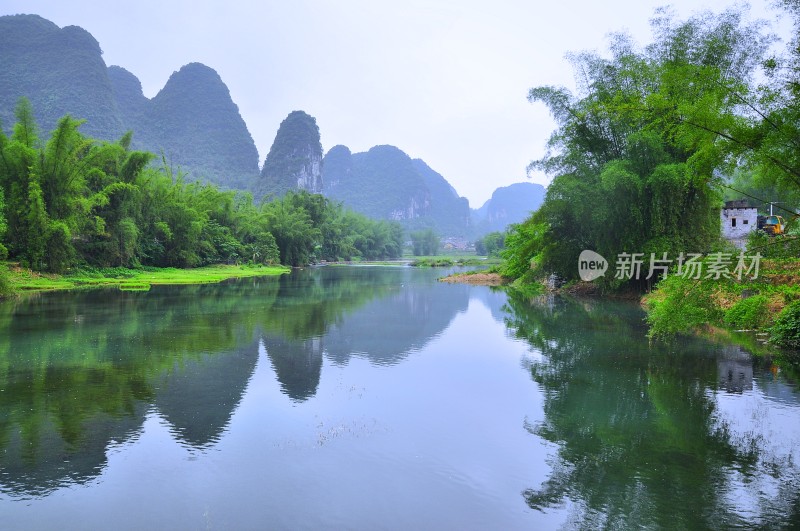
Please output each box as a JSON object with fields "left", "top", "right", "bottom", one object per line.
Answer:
{"left": 2, "top": 262, "right": 290, "bottom": 293}
{"left": 411, "top": 256, "right": 501, "bottom": 268}
{"left": 438, "top": 271, "right": 507, "bottom": 285}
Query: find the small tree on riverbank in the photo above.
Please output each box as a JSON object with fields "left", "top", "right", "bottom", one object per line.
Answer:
{"left": 410, "top": 228, "right": 439, "bottom": 256}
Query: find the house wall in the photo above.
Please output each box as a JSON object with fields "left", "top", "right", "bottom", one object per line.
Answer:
{"left": 721, "top": 207, "right": 758, "bottom": 239}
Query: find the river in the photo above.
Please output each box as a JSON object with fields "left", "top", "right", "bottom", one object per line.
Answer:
{"left": 0, "top": 266, "right": 797, "bottom": 529}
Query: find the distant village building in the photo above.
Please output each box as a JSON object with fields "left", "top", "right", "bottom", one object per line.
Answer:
{"left": 442, "top": 237, "right": 469, "bottom": 251}
{"left": 721, "top": 200, "right": 758, "bottom": 239}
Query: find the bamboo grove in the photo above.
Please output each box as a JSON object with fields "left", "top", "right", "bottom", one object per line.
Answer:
{"left": 501, "top": 4, "right": 800, "bottom": 290}
{"left": 0, "top": 98, "right": 404, "bottom": 282}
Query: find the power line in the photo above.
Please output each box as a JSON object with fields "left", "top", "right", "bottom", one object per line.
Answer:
{"left": 721, "top": 183, "right": 799, "bottom": 217}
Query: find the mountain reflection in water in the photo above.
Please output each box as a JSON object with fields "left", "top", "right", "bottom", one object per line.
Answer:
{"left": 0, "top": 267, "right": 471, "bottom": 496}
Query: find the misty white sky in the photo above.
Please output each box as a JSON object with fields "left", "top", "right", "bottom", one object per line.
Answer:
{"left": 1, "top": 0, "right": 790, "bottom": 207}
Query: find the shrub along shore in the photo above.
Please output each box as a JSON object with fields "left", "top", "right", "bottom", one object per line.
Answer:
{"left": 644, "top": 257, "right": 800, "bottom": 350}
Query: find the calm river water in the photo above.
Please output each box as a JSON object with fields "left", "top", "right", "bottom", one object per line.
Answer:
{"left": 0, "top": 266, "right": 798, "bottom": 529}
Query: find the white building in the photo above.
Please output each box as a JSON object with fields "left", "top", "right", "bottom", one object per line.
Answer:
{"left": 721, "top": 200, "right": 758, "bottom": 239}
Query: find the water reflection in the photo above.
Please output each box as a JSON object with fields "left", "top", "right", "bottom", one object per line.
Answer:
{"left": 322, "top": 279, "right": 470, "bottom": 366}
{"left": 3, "top": 267, "right": 797, "bottom": 528}
{"left": 717, "top": 345, "right": 754, "bottom": 393}
{"left": 0, "top": 267, "right": 473, "bottom": 496}
{"left": 264, "top": 336, "right": 323, "bottom": 402}
{"left": 504, "top": 292, "right": 800, "bottom": 529}
{"left": 262, "top": 267, "right": 471, "bottom": 400}
{"left": 0, "top": 383, "right": 148, "bottom": 499}
{"left": 153, "top": 339, "right": 260, "bottom": 448}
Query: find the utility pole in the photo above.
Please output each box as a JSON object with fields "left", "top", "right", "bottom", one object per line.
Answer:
{"left": 768, "top": 202, "right": 785, "bottom": 216}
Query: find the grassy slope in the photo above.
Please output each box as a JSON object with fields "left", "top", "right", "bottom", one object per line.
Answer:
{"left": 644, "top": 258, "right": 800, "bottom": 342}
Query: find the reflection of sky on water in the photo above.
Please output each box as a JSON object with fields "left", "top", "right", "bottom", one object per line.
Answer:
{"left": 714, "top": 360, "right": 799, "bottom": 528}
{"left": 712, "top": 351, "right": 800, "bottom": 466}
{"left": 712, "top": 368, "right": 800, "bottom": 524}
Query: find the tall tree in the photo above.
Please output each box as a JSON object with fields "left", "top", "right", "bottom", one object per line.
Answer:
{"left": 0, "top": 98, "right": 40, "bottom": 260}
{"left": 0, "top": 187, "right": 7, "bottom": 259}
{"left": 725, "top": 0, "right": 800, "bottom": 206}
{"left": 39, "top": 115, "right": 90, "bottom": 223}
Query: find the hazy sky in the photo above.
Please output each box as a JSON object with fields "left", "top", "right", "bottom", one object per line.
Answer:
{"left": 1, "top": 0, "right": 790, "bottom": 206}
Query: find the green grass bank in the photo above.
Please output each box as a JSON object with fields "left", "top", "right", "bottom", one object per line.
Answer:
{"left": 2, "top": 263, "right": 289, "bottom": 293}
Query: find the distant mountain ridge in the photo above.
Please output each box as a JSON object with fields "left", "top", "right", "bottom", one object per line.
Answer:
{"left": 0, "top": 13, "right": 542, "bottom": 238}
{"left": 322, "top": 144, "right": 471, "bottom": 236}
{"left": 129, "top": 62, "right": 259, "bottom": 189}
{"left": 0, "top": 14, "right": 259, "bottom": 190}
{"left": 0, "top": 14, "right": 123, "bottom": 139}
{"left": 259, "top": 110, "right": 323, "bottom": 197}
{"left": 472, "top": 182, "right": 546, "bottom": 236}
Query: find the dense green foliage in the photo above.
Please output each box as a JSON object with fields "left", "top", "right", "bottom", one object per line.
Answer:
{"left": 259, "top": 111, "right": 323, "bottom": 198}
{"left": 0, "top": 269, "right": 8, "bottom": 298}
{"left": 725, "top": 1, "right": 800, "bottom": 209}
{"left": 0, "top": 186, "right": 8, "bottom": 293}
{"left": 747, "top": 229, "right": 800, "bottom": 258}
{"left": 505, "top": 6, "right": 776, "bottom": 290}
{"left": 0, "top": 100, "right": 403, "bottom": 274}
{"left": 641, "top": 3, "right": 800, "bottom": 341}
{"left": 770, "top": 300, "right": 800, "bottom": 349}
{"left": 500, "top": 218, "right": 547, "bottom": 282}
{"left": 723, "top": 294, "right": 771, "bottom": 329}
{"left": 646, "top": 274, "right": 725, "bottom": 337}
{"left": 474, "top": 231, "right": 505, "bottom": 257}
{"left": 646, "top": 257, "right": 800, "bottom": 344}
{"left": 263, "top": 191, "right": 403, "bottom": 266}
{"left": 0, "top": 187, "right": 6, "bottom": 259}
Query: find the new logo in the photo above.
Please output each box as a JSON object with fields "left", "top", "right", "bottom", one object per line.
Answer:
{"left": 578, "top": 250, "right": 607, "bottom": 281}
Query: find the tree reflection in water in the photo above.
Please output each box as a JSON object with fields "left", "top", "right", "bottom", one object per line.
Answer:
{"left": 504, "top": 292, "right": 800, "bottom": 529}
